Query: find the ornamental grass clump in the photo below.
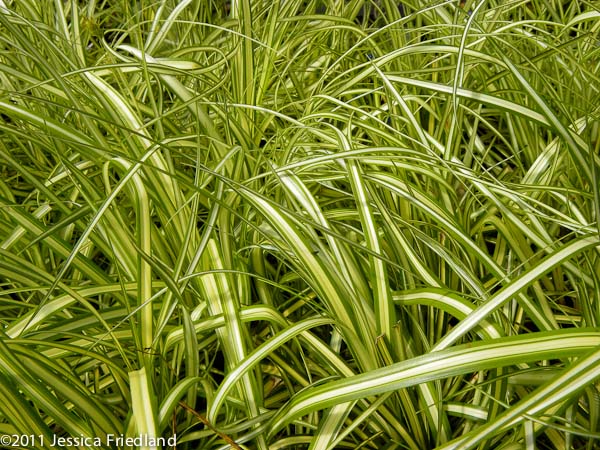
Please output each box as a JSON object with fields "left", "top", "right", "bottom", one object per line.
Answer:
{"left": 0, "top": 0, "right": 599, "bottom": 449}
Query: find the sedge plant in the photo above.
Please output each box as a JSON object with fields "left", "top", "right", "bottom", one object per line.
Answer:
{"left": 0, "top": 0, "right": 599, "bottom": 449}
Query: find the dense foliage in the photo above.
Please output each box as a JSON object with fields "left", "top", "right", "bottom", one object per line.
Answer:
{"left": 1, "top": 0, "right": 599, "bottom": 449}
